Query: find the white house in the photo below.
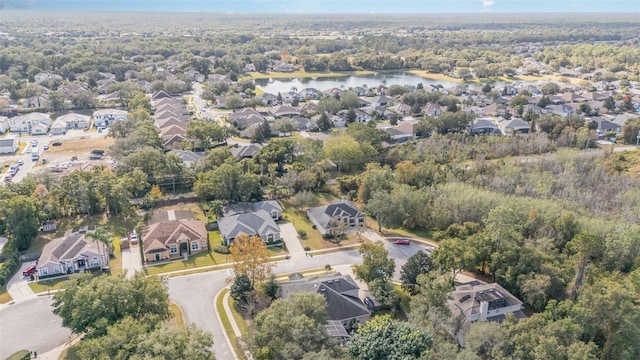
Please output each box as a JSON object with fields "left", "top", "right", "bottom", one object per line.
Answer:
{"left": 93, "top": 108, "right": 127, "bottom": 128}
{"left": 31, "top": 122, "right": 49, "bottom": 135}
{"left": 9, "top": 112, "right": 51, "bottom": 134}
{"left": 0, "top": 137, "right": 17, "bottom": 154}
{"left": 0, "top": 116, "right": 9, "bottom": 134}
{"left": 56, "top": 112, "right": 91, "bottom": 130}
{"left": 50, "top": 120, "right": 68, "bottom": 135}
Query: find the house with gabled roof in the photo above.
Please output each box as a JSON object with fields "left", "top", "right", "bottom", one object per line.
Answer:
{"left": 498, "top": 118, "right": 530, "bottom": 135}
{"left": 9, "top": 112, "right": 51, "bottom": 134}
{"left": 36, "top": 226, "right": 110, "bottom": 278}
{"left": 217, "top": 209, "right": 281, "bottom": 246}
{"left": 142, "top": 220, "right": 208, "bottom": 263}
{"left": 307, "top": 200, "right": 365, "bottom": 236}
{"left": 279, "top": 272, "right": 372, "bottom": 332}
{"left": 93, "top": 109, "right": 127, "bottom": 128}
{"left": 0, "top": 137, "right": 17, "bottom": 154}
{"left": 56, "top": 112, "right": 91, "bottom": 129}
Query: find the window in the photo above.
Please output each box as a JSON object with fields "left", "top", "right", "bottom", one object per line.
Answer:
{"left": 191, "top": 241, "right": 199, "bottom": 251}
{"left": 41, "top": 267, "right": 49, "bottom": 275}
{"left": 91, "top": 257, "right": 101, "bottom": 267}
{"left": 66, "top": 261, "right": 73, "bottom": 272}
{"left": 53, "top": 266, "right": 61, "bottom": 274}
{"left": 170, "top": 245, "right": 178, "bottom": 254}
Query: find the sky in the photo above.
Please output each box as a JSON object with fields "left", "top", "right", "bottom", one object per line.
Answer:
{"left": 3, "top": 0, "right": 639, "bottom": 13}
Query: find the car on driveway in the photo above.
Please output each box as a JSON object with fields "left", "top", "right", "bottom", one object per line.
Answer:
{"left": 23, "top": 264, "right": 37, "bottom": 277}
{"left": 393, "top": 239, "right": 411, "bottom": 245}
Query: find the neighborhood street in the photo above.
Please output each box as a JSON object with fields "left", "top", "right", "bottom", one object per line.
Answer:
{"left": 0, "top": 296, "right": 71, "bottom": 359}
{"left": 168, "top": 240, "right": 429, "bottom": 359}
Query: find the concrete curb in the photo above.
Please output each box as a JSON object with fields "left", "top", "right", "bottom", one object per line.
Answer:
{"left": 214, "top": 287, "right": 239, "bottom": 360}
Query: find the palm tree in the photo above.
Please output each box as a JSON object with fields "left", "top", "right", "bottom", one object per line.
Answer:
{"left": 86, "top": 227, "right": 112, "bottom": 269}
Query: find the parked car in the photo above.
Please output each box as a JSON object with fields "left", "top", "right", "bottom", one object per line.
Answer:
{"left": 31, "top": 140, "right": 38, "bottom": 147}
{"left": 393, "top": 239, "right": 411, "bottom": 245}
{"left": 43, "top": 144, "right": 49, "bottom": 150}
{"left": 4, "top": 173, "right": 13, "bottom": 181}
{"left": 17, "top": 160, "right": 24, "bottom": 166}
{"left": 25, "top": 147, "right": 31, "bottom": 154}
{"left": 23, "top": 264, "right": 37, "bottom": 277}
{"left": 52, "top": 140, "right": 62, "bottom": 146}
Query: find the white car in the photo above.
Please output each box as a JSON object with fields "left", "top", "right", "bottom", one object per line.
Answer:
{"left": 25, "top": 147, "right": 31, "bottom": 154}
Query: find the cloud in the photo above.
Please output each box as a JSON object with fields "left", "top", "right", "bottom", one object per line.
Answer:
{"left": 482, "top": 0, "right": 495, "bottom": 7}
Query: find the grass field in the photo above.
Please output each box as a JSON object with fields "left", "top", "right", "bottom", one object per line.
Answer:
{"left": 215, "top": 288, "right": 246, "bottom": 360}
{"left": 45, "top": 137, "right": 115, "bottom": 156}
{"left": 407, "top": 70, "right": 463, "bottom": 83}
{"left": 242, "top": 70, "right": 375, "bottom": 80}
{"left": 6, "top": 350, "right": 30, "bottom": 360}
{"left": 0, "top": 285, "right": 12, "bottom": 304}
{"left": 394, "top": 284, "right": 411, "bottom": 315}
{"left": 28, "top": 276, "right": 71, "bottom": 293}
{"left": 169, "top": 302, "right": 186, "bottom": 329}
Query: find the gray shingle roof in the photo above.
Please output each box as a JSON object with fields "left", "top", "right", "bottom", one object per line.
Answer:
{"left": 217, "top": 210, "right": 279, "bottom": 241}
{"left": 307, "top": 200, "right": 362, "bottom": 230}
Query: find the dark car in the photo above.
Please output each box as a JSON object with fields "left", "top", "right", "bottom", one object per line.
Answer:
{"left": 23, "top": 264, "right": 37, "bottom": 277}
{"left": 52, "top": 140, "right": 62, "bottom": 146}
{"left": 393, "top": 239, "right": 411, "bottom": 245}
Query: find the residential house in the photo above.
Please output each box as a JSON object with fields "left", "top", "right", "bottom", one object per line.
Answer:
{"left": 469, "top": 119, "right": 502, "bottom": 135}
{"left": 59, "top": 83, "right": 89, "bottom": 99}
{"left": 261, "top": 93, "right": 279, "bottom": 105}
{"left": 50, "top": 120, "right": 68, "bottom": 135}
{"left": 36, "top": 226, "right": 110, "bottom": 278}
{"left": 0, "top": 137, "right": 17, "bottom": 154}
{"left": 230, "top": 143, "right": 263, "bottom": 159}
{"left": 498, "top": 118, "right": 530, "bottom": 135}
{"left": 353, "top": 86, "right": 367, "bottom": 96}
{"left": 217, "top": 209, "right": 281, "bottom": 245}
{"left": 546, "top": 104, "right": 575, "bottom": 117}
{"left": 307, "top": 200, "right": 365, "bottom": 236}
{"left": 271, "top": 105, "right": 301, "bottom": 118}
{"left": 40, "top": 220, "right": 57, "bottom": 232}
{"left": 423, "top": 103, "right": 443, "bottom": 117}
{"left": 279, "top": 273, "right": 372, "bottom": 332}
{"left": 0, "top": 116, "right": 9, "bottom": 134}
{"left": 9, "top": 112, "right": 51, "bottom": 134}
{"left": 136, "top": 80, "right": 152, "bottom": 93}
{"left": 449, "top": 280, "right": 526, "bottom": 347}
{"left": 31, "top": 122, "right": 49, "bottom": 135}
{"left": 142, "top": 220, "right": 209, "bottom": 263}
{"left": 371, "top": 95, "right": 392, "bottom": 107}
{"left": 93, "top": 109, "right": 127, "bottom": 128}
{"left": 228, "top": 108, "right": 266, "bottom": 129}
{"left": 383, "top": 127, "right": 414, "bottom": 145}
{"left": 168, "top": 149, "right": 204, "bottom": 168}
{"left": 291, "top": 116, "right": 318, "bottom": 131}
{"left": 392, "top": 103, "right": 412, "bottom": 118}
{"left": 299, "top": 88, "right": 321, "bottom": 100}
{"left": 592, "top": 117, "right": 622, "bottom": 136}
{"left": 56, "top": 113, "right": 91, "bottom": 130}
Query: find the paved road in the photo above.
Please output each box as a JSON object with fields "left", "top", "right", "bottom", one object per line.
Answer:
{"left": 168, "top": 241, "right": 428, "bottom": 359}
{"left": 0, "top": 296, "right": 71, "bottom": 359}
{"left": 7, "top": 262, "right": 36, "bottom": 300}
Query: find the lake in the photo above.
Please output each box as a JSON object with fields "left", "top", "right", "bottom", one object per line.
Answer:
{"left": 254, "top": 71, "right": 463, "bottom": 95}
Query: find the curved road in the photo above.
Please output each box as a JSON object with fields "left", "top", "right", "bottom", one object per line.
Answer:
{"left": 167, "top": 241, "right": 428, "bottom": 358}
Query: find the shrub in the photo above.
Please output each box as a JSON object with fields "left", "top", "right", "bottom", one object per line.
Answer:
{"left": 297, "top": 229, "right": 307, "bottom": 237}
{"left": 325, "top": 264, "right": 332, "bottom": 270}
{"left": 303, "top": 246, "right": 311, "bottom": 251}
{"left": 213, "top": 245, "right": 230, "bottom": 254}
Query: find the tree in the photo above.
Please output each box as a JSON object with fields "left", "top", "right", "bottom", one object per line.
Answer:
{"left": 249, "top": 293, "right": 339, "bottom": 360}
{"left": 346, "top": 107, "right": 356, "bottom": 123}
{"left": 621, "top": 117, "right": 640, "bottom": 144}
{"left": 323, "top": 132, "right": 374, "bottom": 172}
{"left": 228, "top": 234, "right": 275, "bottom": 287}
{"left": 432, "top": 237, "right": 476, "bottom": 277}
{"left": 352, "top": 242, "right": 395, "bottom": 283}
{"left": 85, "top": 227, "right": 112, "bottom": 268}
{"left": 541, "top": 83, "right": 560, "bottom": 95}
{"left": 317, "top": 111, "right": 333, "bottom": 131}
{"left": 230, "top": 274, "right": 254, "bottom": 305}
{"left": 347, "top": 314, "right": 432, "bottom": 360}
{"left": 146, "top": 184, "right": 163, "bottom": 205}
{"left": 364, "top": 190, "right": 405, "bottom": 232}
{"left": 46, "top": 90, "right": 65, "bottom": 111}
{"left": 510, "top": 94, "right": 529, "bottom": 107}
{"left": 78, "top": 318, "right": 215, "bottom": 360}
{"left": 603, "top": 96, "right": 616, "bottom": 112}
{"left": 194, "top": 162, "right": 261, "bottom": 202}
{"left": 401, "top": 250, "right": 435, "bottom": 295}
{"left": 369, "top": 278, "right": 399, "bottom": 307}
{"left": 52, "top": 273, "right": 170, "bottom": 338}
{"left": 465, "top": 321, "right": 506, "bottom": 359}
{"left": 1, "top": 196, "right": 40, "bottom": 251}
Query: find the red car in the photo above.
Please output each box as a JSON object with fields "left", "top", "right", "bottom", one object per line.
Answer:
{"left": 393, "top": 239, "right": 411, "bottom": 245}
{"left": 23, "top": 264, "right": 37, "bottom": 277}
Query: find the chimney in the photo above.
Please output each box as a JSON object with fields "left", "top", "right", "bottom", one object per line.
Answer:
{"left": 479, "top": 301, "right": 489, "bottom": 322}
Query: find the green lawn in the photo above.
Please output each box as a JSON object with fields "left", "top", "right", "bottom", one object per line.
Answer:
{"left": 6, "top": 350, "right": 30, "bottom": 360}
{"left": 29, "top": 276, "right": 71, "bottom": 293}
{"left": 169, "top": 302, "right": 186, "bottom": 329}
{"left": 58, "top": 346, "right": 82, "bottom": 360}
{"left": 215, "top": 288, "right": 246, "bottom": 360}
{"left": 0, "top": 285, "right": 12, "bottom": 304}
{"left": 394, "top": 284, "right": 411, "bottom": 315}
{"left": 145, "top": 231, "right": 230, "bottom": 275}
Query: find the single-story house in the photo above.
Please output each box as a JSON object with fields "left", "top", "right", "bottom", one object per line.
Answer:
{"left": 230, "top": 143, "right": 263, "bottom": 159}
{"left": 307, "top": 200, "right": 365, "bottom": 236}
{"left": 279, "top": 273, "right": 372, "bottom": 331}
{"left": 31, "top": 122, "right": 49, "bottom": 135}
{"left": 142, "top": 220, "right": 209, "bottom": 263}
{"left": 50, "top": 120, "right": 68, "bottom": 135}
{"left": 37, "top": 226, "right": 110, "bottom": 278}
{"left": 469, "top": 119, "right": 502, "bottom": 135}
{"left": 223, "top": 200, "right": 283, "bottom": 221}
{"left": 217, "top": 209, "right": 281, "bottom": 246}
{"left": 0, "top": 137, "right": 17, "bottom": 154}
{"left": 93, "top": 109, "right": 128, "bottom": 128}
{"left": 498, "top": 119, "right": 530, "bottom": 135}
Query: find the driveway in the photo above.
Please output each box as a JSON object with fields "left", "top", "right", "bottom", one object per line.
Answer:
{"left": 0, "top": 296, "right": 71, "bottom": 359}
{"left": 279, "top": 223, "right": 306, "bottom": 258}
{"left": 7, "top": 262, "right": 36, "bottom": 300}
{"left": 121, "top": 245, "right": 143, "bottom": 279}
